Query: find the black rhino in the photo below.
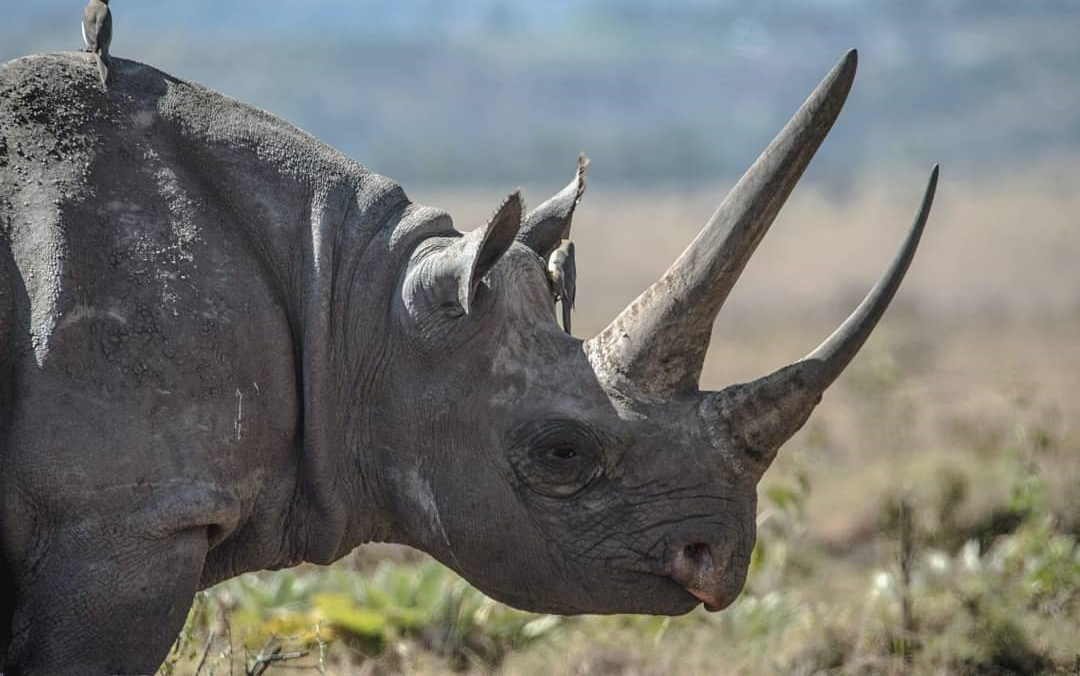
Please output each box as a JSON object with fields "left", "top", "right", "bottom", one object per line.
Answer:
{"left": 0, "top": 49, "right": 936, "bottom": 673}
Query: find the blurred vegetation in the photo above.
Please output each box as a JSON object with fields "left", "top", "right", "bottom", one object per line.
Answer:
{"left": 159, "top": 559, "right": 560, "bottom": 674}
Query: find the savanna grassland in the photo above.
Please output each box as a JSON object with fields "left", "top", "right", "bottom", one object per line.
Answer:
{"left": 158, "top": 164, "right": 1080, "bottom": 675}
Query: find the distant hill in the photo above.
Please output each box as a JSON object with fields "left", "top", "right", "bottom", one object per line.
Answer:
{"left": 4, "top": 0, "right": 1078, "bottom": 186}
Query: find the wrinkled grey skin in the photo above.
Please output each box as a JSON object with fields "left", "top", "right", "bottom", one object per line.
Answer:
{"left": 0, "top": 50, "right": 936, "bottom": 674}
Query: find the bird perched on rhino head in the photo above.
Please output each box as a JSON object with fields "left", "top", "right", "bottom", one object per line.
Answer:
{"left": 82, "top": 0, "right": 112, "bottom": 87}
{"left": 516, "top": 153, "right": 589, "bottom": 334}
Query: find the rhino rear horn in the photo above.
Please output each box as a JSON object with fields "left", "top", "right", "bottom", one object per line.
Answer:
{"left": 517, "top": 154, "right": 589, "bottom": 258}
{"left": 458, "top": 190, "right": 524, "bottom": 314}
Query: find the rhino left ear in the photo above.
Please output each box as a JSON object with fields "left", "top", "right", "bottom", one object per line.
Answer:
{"left": 458, "top": 190, "right": 523, "bottom": 313}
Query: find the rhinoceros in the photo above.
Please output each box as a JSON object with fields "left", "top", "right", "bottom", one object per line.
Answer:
{"left": 0, "top": 48, "right": 936, "bottom": 673}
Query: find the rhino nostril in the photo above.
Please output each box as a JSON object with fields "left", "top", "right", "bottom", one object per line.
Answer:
{"left": 683, "top": 542, "right": 712, "bottom": 567}
{"left": 670, "top": 540, "right": 741, "bottom": 611}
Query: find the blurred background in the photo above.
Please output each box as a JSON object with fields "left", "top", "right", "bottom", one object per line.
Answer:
{"left": 4, "top": 2, "right": 1079, "bottom": 674}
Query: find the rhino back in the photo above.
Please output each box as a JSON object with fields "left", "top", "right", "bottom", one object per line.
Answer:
{"left": 0, "top": 52, "right": 440, "bottom": 576}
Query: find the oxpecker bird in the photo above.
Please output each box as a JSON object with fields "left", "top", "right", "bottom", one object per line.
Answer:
{"left": 547, "top": 239, "right": 576, "bottom": 334}
{"left": 82, "top": 0, "right": 112, "bottom": 87}
{"left": 519, "top": 154, "right": 588, "bottom": 335}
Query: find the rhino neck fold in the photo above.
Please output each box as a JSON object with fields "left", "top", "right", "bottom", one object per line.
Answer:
{"left": 289, "top": 196, "right": 454, "bottom": 564}
{"left": 129, "top": 54, "right": 450, "bottom": 564}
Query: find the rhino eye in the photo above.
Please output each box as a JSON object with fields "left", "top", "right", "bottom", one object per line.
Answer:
{"left": 508, "top": 421, "right": 603, "bottom": 498}
{"left": 438, "top": 300, "right": 465, "bottom": 319}
{"left": 550, "top": 446, "right": 576, "bottom": 460}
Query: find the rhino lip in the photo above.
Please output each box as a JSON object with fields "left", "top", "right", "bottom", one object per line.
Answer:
{"left": 683, "top": 586, "right": 733, "bottom": 612}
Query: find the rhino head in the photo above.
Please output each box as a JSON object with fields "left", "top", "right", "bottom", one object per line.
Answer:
{"left": 375, "top": 49, "right": 937, "bottom": 615}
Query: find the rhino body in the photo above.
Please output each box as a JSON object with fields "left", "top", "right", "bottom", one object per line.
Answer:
{"left": 0, "top": 53, "right": 439, "bottom": 670}
{"left": 0, "top": 51, "right": 936, "bottom": 673}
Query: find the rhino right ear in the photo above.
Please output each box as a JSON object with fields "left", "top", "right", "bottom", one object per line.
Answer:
{"left": 457, "top": 191, "right": 523, "bottom": 314}
{"left": 517, "top": 154, "right": 588, "bottom": 258}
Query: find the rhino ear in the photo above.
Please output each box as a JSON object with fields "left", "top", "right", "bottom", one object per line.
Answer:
{"left": 458, "top": 190, "right": 523, "bottom": 313}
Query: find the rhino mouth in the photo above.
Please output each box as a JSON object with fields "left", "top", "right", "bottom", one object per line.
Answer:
{"left": 556, "top": 567, "right": 702, "bottom": 616}
{"left": 635, "top": 574, "right": 707, "bottom": 615}
{"left": 643, "top": 572, "right": 735, "bottom": 614}
{"left": 665, "top": 570, "right": 740, "bottom": 613}
{"left": 684, "top": 587, "right": 735, "bottom": 612}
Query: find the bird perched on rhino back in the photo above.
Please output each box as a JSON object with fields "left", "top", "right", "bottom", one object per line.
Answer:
{"left": 82, "top": 0, "right": 112, "bottom": 87}
{"left": 517, "top": 153, "right": 589, "bottom": 333}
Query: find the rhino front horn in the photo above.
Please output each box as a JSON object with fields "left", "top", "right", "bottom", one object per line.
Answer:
{"left": 586, "top": 50, "right": 858, "bottom": 398}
